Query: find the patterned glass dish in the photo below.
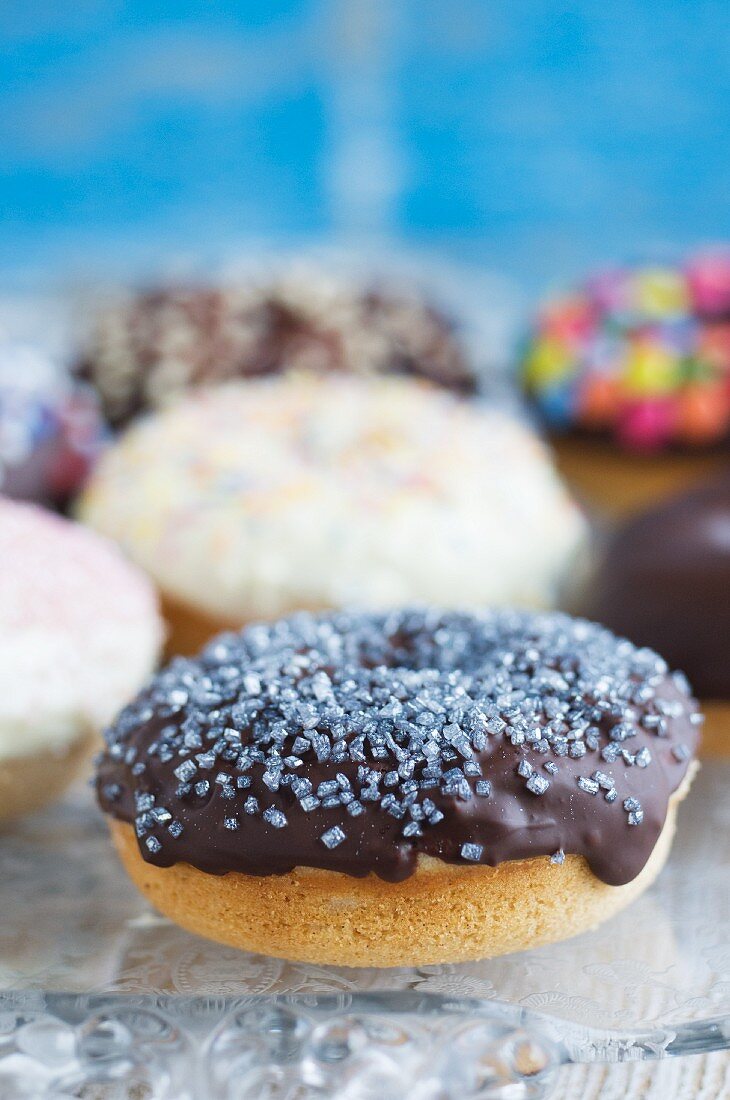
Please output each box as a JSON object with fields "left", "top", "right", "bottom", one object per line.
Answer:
{"left": 1, "top": 764, "right": 728, "bottom": 1098}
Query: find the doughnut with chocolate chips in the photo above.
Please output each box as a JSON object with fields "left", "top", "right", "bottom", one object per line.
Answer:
{"left": 97, "top": 608, "right": 699, "bottom": 966}
{"left": 79, "top": 273, "right": 476, "bottom": 429}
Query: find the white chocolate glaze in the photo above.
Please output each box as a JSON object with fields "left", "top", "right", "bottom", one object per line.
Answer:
{"left": 0, "top": 501, "right": 163, "bottom": 760}
{"left": 80, "top": 374, "right": 587, "bottom": 622}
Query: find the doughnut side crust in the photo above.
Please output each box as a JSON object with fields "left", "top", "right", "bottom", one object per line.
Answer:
{"left": 108, "top": 770, "right": 692, "bottom": 967}
{"left": 0, "top": 728, "right": 95, "bottom": 826}
{"left": 159, "top": 593, "right": 326, "bottom": 658}
{"left": 697, "top": 702, "right": 730, "bottom": 757}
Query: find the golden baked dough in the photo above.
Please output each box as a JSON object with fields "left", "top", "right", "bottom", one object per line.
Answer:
{"left": 109, "top": 772, "right": 691, "bottom": 968}
{"left": 0, "top": 729, "right": 95, "bottom": 826}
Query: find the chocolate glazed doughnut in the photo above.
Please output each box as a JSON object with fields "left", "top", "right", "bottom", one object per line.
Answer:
{"left": 592, "top": 473, "right": 730, "bottom": 700}
{"left": 591, "top": 473, "right": 730, "bottom": 755}
{"left": 97, "top": 609, "right": 700, "bottom": 966}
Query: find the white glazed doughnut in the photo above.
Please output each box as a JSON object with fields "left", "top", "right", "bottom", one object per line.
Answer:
{"left": 0, "top": 500, "right": 163, "bottom": 821}
{"left": 79, "top": 374, "right": 587, "bottom": 654}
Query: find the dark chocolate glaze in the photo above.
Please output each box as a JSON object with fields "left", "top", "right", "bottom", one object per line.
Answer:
{"left": 96, "top": 610, "right": 700, "bottom": 887}
{"left": 592, "top": 473, "right": 730, "bottom": 698}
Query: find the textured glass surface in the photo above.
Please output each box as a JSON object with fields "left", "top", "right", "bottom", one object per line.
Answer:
{"left": 1, "top": 763, "right": 728, "bottom": 1097}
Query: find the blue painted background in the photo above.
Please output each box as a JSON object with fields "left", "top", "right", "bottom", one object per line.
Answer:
{"left": 1, "top": 0, "right": 729, "bottom": 289}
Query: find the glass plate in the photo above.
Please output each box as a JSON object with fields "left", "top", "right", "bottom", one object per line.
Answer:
{"left": 1, "top": 764, "right": 729, "bottom": 1099}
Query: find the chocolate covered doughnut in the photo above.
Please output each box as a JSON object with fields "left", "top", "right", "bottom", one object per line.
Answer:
{"left": 591, "top": 474, "right": 730, "bottom": 753}
{"left": 592, "top": 473, "right": 730, "bottom": 699}
{"left": 97, "top": 608, "right": 699, "bottom": 966}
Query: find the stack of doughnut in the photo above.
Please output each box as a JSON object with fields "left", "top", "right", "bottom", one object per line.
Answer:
{"left": 96, "top": 607, "right": 699, "bottom": 966}
{"left": 2, "top": 258, "right": 711, "bottom": 972}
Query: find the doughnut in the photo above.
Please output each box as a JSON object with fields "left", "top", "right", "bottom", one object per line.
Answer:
{"left": 0, "top": 500, "right": 163, "bottom": 824}
{"left": 78, "top": 374, "right": 587, "bottom": 655}
{"left": 520, "top": 251, "right": 730, "bottom": 514}
{"left": 79, "top": 271, "right": 475, "bottom": 428}
{"left": 590, "top": 473, "right": 730, "bottom": 754}
{"left": 0, "top": 338, "right": 105, "bottom": 509}
{"left": 522, "top": 251, "right": 730, "bottom": 452}
{"left": 96, "top": 608, "right": 700, "bottom": 966}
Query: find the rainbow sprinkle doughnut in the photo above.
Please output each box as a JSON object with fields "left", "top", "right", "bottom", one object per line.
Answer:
{"left": 521, "top": 250, "right": 730, "bottom": 453}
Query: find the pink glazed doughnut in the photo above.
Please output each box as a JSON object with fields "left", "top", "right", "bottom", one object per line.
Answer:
{"left": 0, "top": 499, "right": 164, "bottom": 823}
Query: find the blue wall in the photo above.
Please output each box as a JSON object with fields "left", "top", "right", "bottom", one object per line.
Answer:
{"left": 1, "top": 0, "right": 729, "bottom": 288}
